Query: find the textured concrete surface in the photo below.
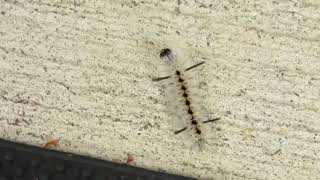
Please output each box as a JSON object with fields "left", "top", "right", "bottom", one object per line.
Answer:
{"left": 0, "top": 0, "right": 320, "bottom": 179}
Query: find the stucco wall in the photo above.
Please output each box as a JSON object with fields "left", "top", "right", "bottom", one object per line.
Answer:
{"left": 0, "top": 0, "right": 319, "bottom": 179}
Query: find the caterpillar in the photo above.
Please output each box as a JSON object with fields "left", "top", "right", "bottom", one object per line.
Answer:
{"left": 153, "top": 47, "right": 220, "bottom": 151}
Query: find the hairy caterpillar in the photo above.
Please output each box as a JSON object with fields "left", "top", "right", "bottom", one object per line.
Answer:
{"left": 153, "top": 47, "right": 220, "bottom": 151}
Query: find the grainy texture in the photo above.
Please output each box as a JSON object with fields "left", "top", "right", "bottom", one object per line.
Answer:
{"left": 0, "top": 0, "right": 319, "bottom": 179}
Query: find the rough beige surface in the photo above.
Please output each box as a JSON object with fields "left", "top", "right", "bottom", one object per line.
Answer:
{"left": 0, "top": 0, "right": 320, "bottom": 179}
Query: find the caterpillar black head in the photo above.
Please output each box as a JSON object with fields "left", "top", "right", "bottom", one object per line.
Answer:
{"left": 159, "top": 48, "right": 173, "bottom": 64}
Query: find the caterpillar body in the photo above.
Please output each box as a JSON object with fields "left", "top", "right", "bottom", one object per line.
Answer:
{"left": 153, "top": 47, "right": 220, "bottom": 151}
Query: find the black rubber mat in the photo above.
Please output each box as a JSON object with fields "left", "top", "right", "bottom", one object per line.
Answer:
{"left": 0, "top": 139, "right": 194, "bottom": 180}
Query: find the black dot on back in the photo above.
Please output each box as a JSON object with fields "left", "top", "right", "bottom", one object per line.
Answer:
{"left": 196, "top": 128, "right": 201, "bottom": 134}
{"left": 159, "top": 48, "right": 172, "bottom": 59}
{"left": 185, "top": 99, "right": 190, "bottom": 105}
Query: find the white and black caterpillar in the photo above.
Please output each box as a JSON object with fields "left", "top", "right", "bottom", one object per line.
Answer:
{"left": 153, "top": 47, "right": 220, "bottom": 150}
